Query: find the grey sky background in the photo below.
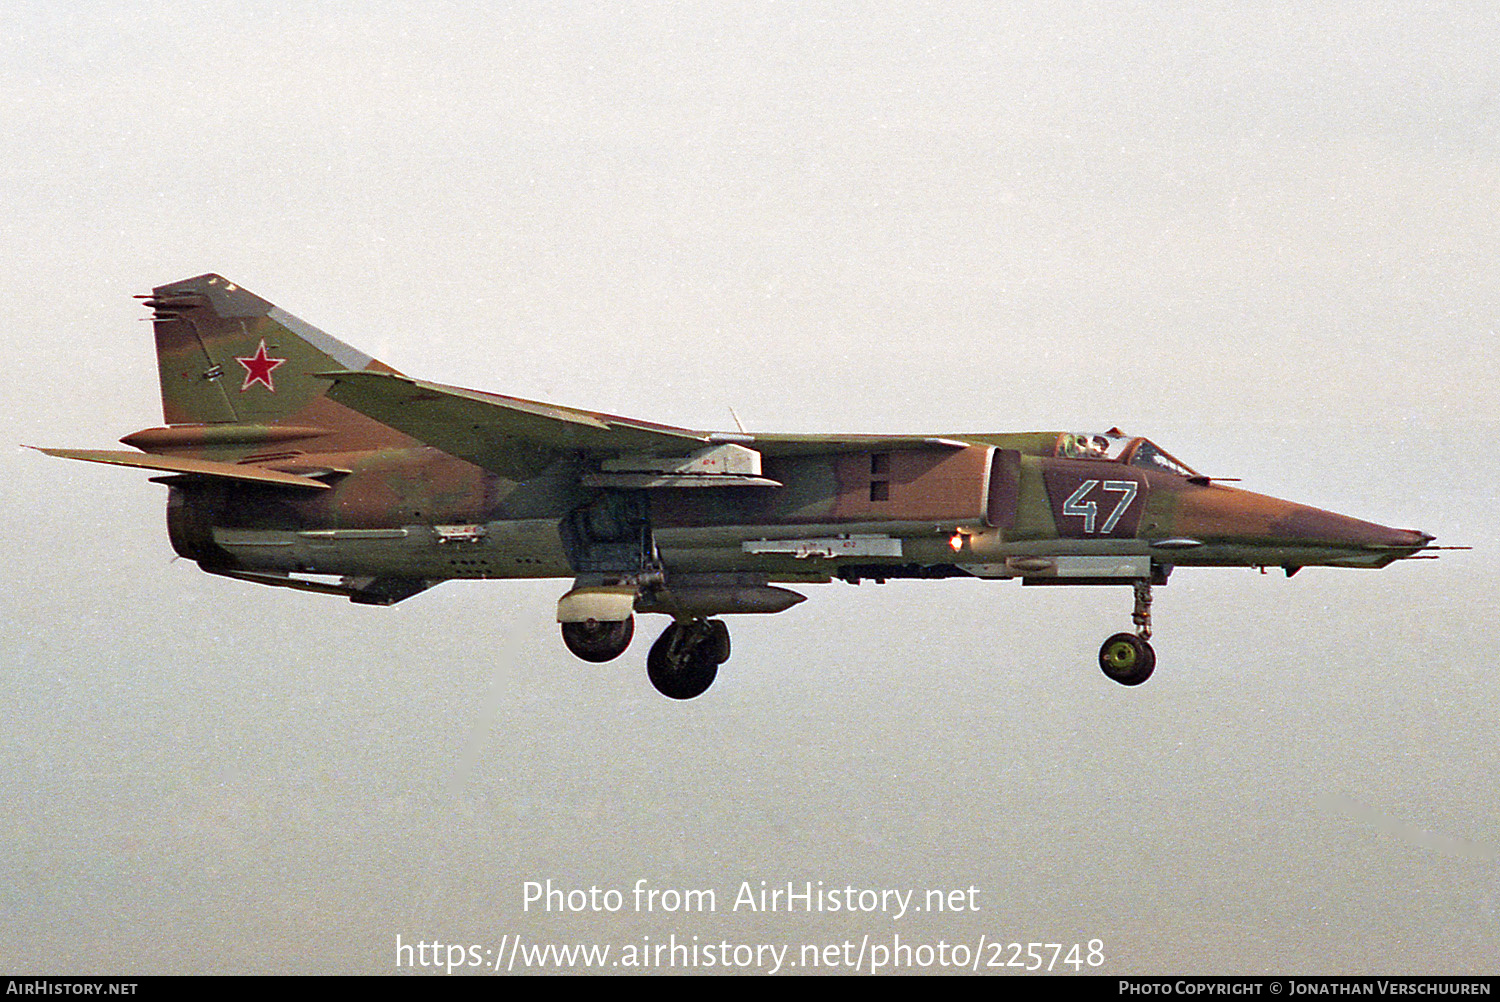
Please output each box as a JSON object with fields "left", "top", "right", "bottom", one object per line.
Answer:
{"left": 2, "top": 1, "right": 1497, "bottom": 974}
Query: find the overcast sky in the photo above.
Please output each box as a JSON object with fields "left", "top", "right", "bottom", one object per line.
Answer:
{"left": 2, "top": 2, "right": 1497, "bottom": 974}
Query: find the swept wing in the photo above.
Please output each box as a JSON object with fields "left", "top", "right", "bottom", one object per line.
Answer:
{"left": 320, "top": 370, "right": 966, "bottom": 472}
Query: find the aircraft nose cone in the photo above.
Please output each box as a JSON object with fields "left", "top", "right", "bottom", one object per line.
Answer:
{"left": 1270, "top": 505, "right": 1429, "bottom": 551}
{"left": 1171, "top": 484, "right": 1432, "bottom": 568}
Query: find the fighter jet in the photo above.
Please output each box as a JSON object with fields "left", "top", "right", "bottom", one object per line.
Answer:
{"left": 35, "top": 275, "right": 1444, "bottom": 699}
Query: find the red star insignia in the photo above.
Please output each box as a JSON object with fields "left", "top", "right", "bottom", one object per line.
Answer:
{"left": 235, "top": 339, "right": 286, "bottom": 391}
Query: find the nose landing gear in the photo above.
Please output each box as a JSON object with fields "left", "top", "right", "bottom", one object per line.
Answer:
{"left": 1098, "top": 580, "right": 1156, "bottom": 686}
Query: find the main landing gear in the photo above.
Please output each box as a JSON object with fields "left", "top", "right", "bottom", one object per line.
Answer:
{"left": 647, "top": 619, "right": 731, "bottom": 700}
{"left": 560, "top": 615, "right": 635, "bottom": 663}
{"left": 560, "top": 614, "right": 732, "bottom": 700}
{"left": 1098, "top": 581, "right": 1155, "bottom": 686}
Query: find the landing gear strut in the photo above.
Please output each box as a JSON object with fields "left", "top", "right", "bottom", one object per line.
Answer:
{"left": 1098, "top": 581, "right": 1156, "bottom": 686}
{"left": 647, "top": 619, "right": 731, "bottom": 700}
{"left": 1131, "top": 579, "right": 1152, "bottom": 640}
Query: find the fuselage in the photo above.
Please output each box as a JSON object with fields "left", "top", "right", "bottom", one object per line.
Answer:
{"left": 166, "top": 431, "right": 1431, "bottom": 587}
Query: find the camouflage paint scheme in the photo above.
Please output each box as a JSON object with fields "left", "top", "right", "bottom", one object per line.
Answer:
{"left": 38, "top": 275, "right": 1439, "bottom": 696}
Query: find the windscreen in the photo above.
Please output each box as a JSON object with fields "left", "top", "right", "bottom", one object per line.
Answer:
{"left": 1055, "top": 431, "right": 1198, "bottom": 477}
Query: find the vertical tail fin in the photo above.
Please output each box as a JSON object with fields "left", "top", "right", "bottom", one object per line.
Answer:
{"left": 141, "top": 274, "right": 410, "bottom": 451}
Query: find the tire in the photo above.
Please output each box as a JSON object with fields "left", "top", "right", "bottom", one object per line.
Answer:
{"left": 560, "top": 616, "right": 635, "bottom": 663}
{"left": 1098, "top": 632, "right": 1156, "bottom": 686}
{"left": 646, "top": 623, "right": 719, "bottom": 700}
{"left": 704, "top": 619, "right": 731, "bottom": 665}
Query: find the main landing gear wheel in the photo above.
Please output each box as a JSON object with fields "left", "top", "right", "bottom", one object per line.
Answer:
{"left": 1098, "top": 632, "right": 1155, "bottom": 686}
{"left": 647, "top": 619, "right": 730, "bottom": 700}
{"left": 561, "top": 615, "right": 635, "bottom": 663}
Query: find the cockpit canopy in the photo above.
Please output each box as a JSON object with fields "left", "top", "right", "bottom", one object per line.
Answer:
{"left": 1055, "top": 430, "right": 1198, "bottom": 478}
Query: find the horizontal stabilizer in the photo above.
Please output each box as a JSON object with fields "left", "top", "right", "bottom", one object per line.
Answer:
{"left": 30, "top": 447, "right": 331, "bottom": 489}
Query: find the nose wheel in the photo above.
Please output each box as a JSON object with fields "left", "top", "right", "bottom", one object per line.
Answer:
{"left": 1099, "top": 632, "right": 1155, "bottom": 685}
{"left": 1098, "top": 581, "right": 1156, "bottom": 686}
